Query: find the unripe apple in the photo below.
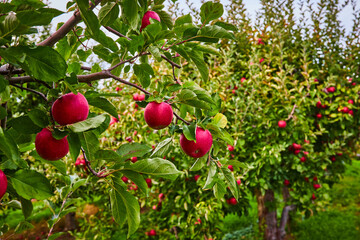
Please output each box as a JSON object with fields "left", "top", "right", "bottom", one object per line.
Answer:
{"left": 180, "top": 127, "right": 213, "bottom": 158}
{"left": 278, "top": 120, "right": 286, "bottom": 128}
{"left": 148, "top": 229, "right": 157, "bottom": 236}
{"left": 327, "top": 86, "right": 336, "bottom": 93}
{"left": 0, "top": 169, "right": 7, "bottom": 199}
{"left": 51, "top": 92, "right": 89, "bottom": 125}
{"left": 227, "top": 144, "right": 235, "bottom": 152}
{"left": 284, "top": 179, "right": 290, "bottom": 186}
{"left": 144, "top": 102, "right": 173, "bottom": 129}
{"left": 35, "top": 128, "right": 69, "bottom": 161}
{"left": 140, "top": 11, "right": 161, "bottom": 31}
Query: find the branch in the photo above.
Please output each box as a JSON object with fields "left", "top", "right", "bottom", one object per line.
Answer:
{"left": 81, "top": 147, "right": 110, "bottom": 178}
{"left": 173, "top": 112, "right": 190, "bottom": 125}
{"left": 286, "top": 104, "right": 297, "bottom": 121}
{"left": 107, "top": 52, "right": 148, "bottom": 72}
{"left": 103, "top": 26, "right": 131, "bottom": 40}
{"left": 107, "top": 72, "right": 151, "bottom": 95}
{"left": 38, "top": 0, "right": 102, "bottom": 47}
{"left": 172, "top": 65, "right": 181, "bottom": 84}
{"left": 10, "top": 83, "right": 48, "bottom": 102}
{"left": 278, "top": 205, "right": 296, "bottom": 240}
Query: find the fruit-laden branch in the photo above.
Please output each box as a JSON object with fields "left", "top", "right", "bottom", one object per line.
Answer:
{"left": 38, "top": 0, "right": 102, "bottom": 47}
{"left": 103, "top": 26, "right": 181, "bottom": 69}
{"left": 81, "top": 147, "right": 110, "bottom": 178}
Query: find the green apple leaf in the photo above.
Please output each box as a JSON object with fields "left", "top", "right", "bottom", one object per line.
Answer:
{"left": 200, "top": 1, "right": 224, "bottom": 25}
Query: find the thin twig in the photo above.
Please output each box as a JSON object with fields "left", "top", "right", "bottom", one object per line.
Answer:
{"left": 81, "top": 66, "right": 92, "bottom": 71}
{"left": 104, "top": 26, "right": 131, "bottom": 40}
{"left": 286, "top": 104, "right": 297, "bottom": 121}
{"left": 72, "top": 28, "right": 88, "bottom": 49}
{"left": 10, "top": 83, "right": 48, "bottom": 102}
{"left": 107, "top": 52, "right": 148, "bottom": 72}
{"left": 172, "top": 65, "right": 181, "bottom": 84}
{"left": 173, "top": 112, "right": 190, "bottom": 125}
{"left": 81, "top": 147, "right": 110, "bottom": 178}
{"left": 107, "top": 72, "right": 151, "bottom": 95}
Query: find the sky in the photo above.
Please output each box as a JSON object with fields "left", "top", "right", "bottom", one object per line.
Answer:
{"left": 48, "top": 0, "right": 356, "bottom": 34}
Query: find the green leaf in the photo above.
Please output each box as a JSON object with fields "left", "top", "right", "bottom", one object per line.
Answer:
{"left": 68, "top": 114, "right": 107, "bottom": 133}
{"left": 28, "top": 109, "right": 49, "bottom": 128}
{"left": 133, "top": 63, "right": 154, "bottom": 88}
{"left": 122, "top": 0, "right": 139, "bottom": 29}
{"left": 78, "top": 131, "right": 100, "bottom": 163}
{"left": 68, "top": 133, "right": 81, "bottom": 161}
{"left": 48, "top": 232, "right": 66, "bottom": 240}
{"left": 0, "top": 106, "right": 7, "bottom": 120}
{"left": 212, "top": 113, "right": 227, "bottom": 128}
{"left": 75, "top": 0, "right": 100, "bottom": 36}
{"left": 20, "top": 197, "right": 33, "bottom": 219}
{"left": 156, "top": 10, "right": 173, "bottom": 29}
{"left": 8, "top": 116, "right": 42, "bottom": 134}
{"left": 117, "top": 143, "right": 152, "bottom": 160}
{"left": 0, "top": 46, "right": 67, "bottom": 82}
{"left": 119, "top": 170, "right": 148, "bottom": 196}
{"left": 14, "top": 221, "right": 33, "bottom": 234}
{"left": 95, "top": 149, "right": 123, "bottom": 163}
{"left": 189, "top": 155, "right": 207, "bottom": 171}
{"left": 183, "top": 122, "right": 197, "bottom": 141}
{"left": 214, "top": 21, "right": 237, "bottom": 31}
{"left": 0, "top": 75, "right": 9, "bottom": 93}
{"left": 213, "top": 180, "right": 226, "bottom": 200}
{"left": 11, "top": 0, "right": 45, "bottom": 8}
{"left": 177, "top": 89, "right": 197, "bottom": 101}
{"left": 11, "top": 169, "right": 53, "bottom": 200}
{"left": 16, "top": 8, "right": 63, "bottom": 26}
{"left": 198, "top": 25, "right": 236, "bottom": 41}
{"left": 175, "top": 14, "right": 192, "bottom": 26}
{"left": 148, "top": 45, "right": 162, "bottom": 61}
{"left": 98, "top": 2, "right": 119, "bottom": 26}
{"left": 91, "top": 30, "right": 119, "bottom": 52}
{"left": 203, "top": 161, "right": 217, "bottom": 189}
{"left": 150, "top": 138, "right": 172, "bottom": 158}
{"left": 30, "top": 151, "right": 67, "bottom": 176}
{"left": 110, "top": 182, "right": 140, "bottom": 237}
{"left": 128, "top": 158, "right": 181, "bottom": 180}
{"left": 92, "top": 45, "right": 113, "bottom": 63}
{"left": 188, "top": 49, "right": 208, "bottom": 82}
{"left": 0, "top": 128, "right": 24, "bottom": 169}
{"left": 87, "top": 96, "right": 118, "bottom": 119}
{"left": 222, "top": 167, "right": 239, "bottom": 199}
{"left": 200, "top": 1, "right": 224, "bottom": 25}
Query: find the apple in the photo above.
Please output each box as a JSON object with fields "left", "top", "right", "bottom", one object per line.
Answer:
{"left": 342, "top": 107, "right": 350, "bottom": 113}
{"left": 131, "top": 157, "right": 138, "bottom": 163}
{"left": 159, "top": 193, "right": 165, "bottom": 200}
{"left": 146, "top": 178, "right": 152, "bottom": 188}
{"left": 316, "top": 101, "right": 323, "bottom": 108}
{"left": 144, "top": 102, "right": 173, "bottom": 129}
{"left": 138, "top": 94, "right": 145, "bottom": 101}
{"left": 121, "top": 176, "right": 129, "bottom": 183}
{"left": 259, "top": 58, "right": 264, "bottom": 63}
{"left": 311, "top": 193, "right": 316, "bottom": 200}
{"left": 115, "top": 87, "right": 121, "bottom": 92}
{"left": 51, "top": 92, "right": 89, "bottom": 125}
{"left": 349, "top": 110, "right": 354, "bottom": 115}
{"left": 330, "top": 156, "right": 336, "bottom": 162}
{"left": 336, "top": 152, "right": 343, "bottom": 156}
{"left": 133, "top": 93, "right": 139, "bottom": 101}
{"left": 284, "top": 179, "right": 290, "bottom": 186}
{"left": 180, "top": 127, "right": 213, "bottom": 158}
{"left": 227, "top": 144, "right": 235, "bottom": 152}
{"left": 278, "top": 120, "right": 286, "bottom": 128}
{"left": 316, "top": 113, "right": 322, "bottom": 119}
{"left": 228, "top": 165, "right": 234, "bottom": 172}
{"left": 352, "top": 82, "right": 356, "bottom": 86}
{"left": 304, "top": 177, "right": 309, "bottom": 182}
{"left": 237, "top": 179, "right": 241, "bottom": 185}
{"left": 294, "top": 150, "right": 300, "bottom": 155}
{"left": 313, "top": 176, "right": 318, "bottom": 182}
{"left": 140, "top": 11, "right": 160, "bottom": 31}
{"left": 313, "top": 183, "right": 321, "bottom": 189}
{"left": 148, "top": 229, "right": 157, "bottom": 236}
{"left": 194, "top": 175, "right": 200, "bottom": 181}
{"left": 35, "top": 128, "right": 69, "bottom": 161}
{"left": 314, "top": 78, "right": 319, "bottom": 82}
{"left": 109, "top": 116, "right": 119, "bottom": 126}
{"left": 304, "top": 139, "right": 310, "bottom": 144}
{"left": 327, "top": 86, "right": 336, "bottom": 93}
{"left": 241, "top": 77, "right": 246, "bottom": 83}
{"left": 227, "top": 197, "right": 237, "bottom": 205}
{"left": 300, "top": 156, "right": 306, "bottom": 162}
{"left": 292, "top": 143, "right": 302, "bottom": 150}
{"left": 348, "top": 99, "right": 354, "bottom": 104}
{"left": 0, "top": 169, "right": 7, "bottom": 199}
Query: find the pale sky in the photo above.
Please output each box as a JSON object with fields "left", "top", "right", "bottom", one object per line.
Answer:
{"left": 48, "top": 0, "right": 356, "bottom": 34}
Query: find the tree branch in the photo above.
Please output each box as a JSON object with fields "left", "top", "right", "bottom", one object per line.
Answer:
{"left": 107, "top": 72, "right": 151, "bottom": 95}
{"left": 10, "top": 83, "right": 48, "bottom": 102}
{"left": 286, "top": 104, "right": 297, "bottom": 121}
{"left": 278, "top": 205, "right": 296, "bottom": 240}
{"left": 38, "top": 0, "right": 102, "bottom": 47}
{"left": 173, "top": 112, "right": 190, "bottom": 125}
{"left": 172, "top": 65, "right": 181, "bottom": 84}
{"left": 103, "top": 26, "right": 131, "bottom": 40}
{"left": 81, "top": 147, "right": 110, "bottom": 178}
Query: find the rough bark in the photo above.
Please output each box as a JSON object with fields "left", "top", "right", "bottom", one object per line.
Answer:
{"left": 255, "top": 189, "right": 266, "bottom": 231}
{"left": 264, "top": 189, "right": 277, "bottom": 240}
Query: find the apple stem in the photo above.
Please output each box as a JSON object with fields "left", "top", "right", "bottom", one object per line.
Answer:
{"left": 173, "top": 112, "right": 190, "bottom": 125}
{"left": 81, "top": 147, "right": 111, "bottom": 178}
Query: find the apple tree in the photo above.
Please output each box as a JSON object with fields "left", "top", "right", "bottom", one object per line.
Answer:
{"left": 0, "top": 0, "right": 238, "bottom": 238}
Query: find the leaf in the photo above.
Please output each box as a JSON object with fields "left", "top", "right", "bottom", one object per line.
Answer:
{"left": 16, "top": 8, "right": 64, "bottom": 26}
{"left": 14, "top": 221, "right": 33, "bottom": 234}
{"left": 110, "top": 182, "right": 140, "bottom": 237}
{"left": 189, "top": 156, "right": 207, "bottom": 171}
{"left": 98, "top": 2, "right": 119, "bottom": 26}
{"left": 117, "top": 143, "right": 152, "bottom": 160}
{"left": 28, "top": 109, "right": 49, "bottom": 128}
{"left": 150, "top": 138, "right": 172, "bottom": 158}
{"left": 68, "top": 133, "right": 81, "bottom": 161}
{"left": 222, "top": 167, "right": 239, "bottom": 199}
{"left": 203, "top": 161, "right": 217, "bottom": 189}
{"left": 48, "top": 232, "right": 66, "bottom": 240}
{"left": 175, "top": 14, "right": 192, "bottom": 26}
{"left": 87, "top": 96, "right": 118, "bottom": 119}
{"left": 0, "top": 46, "right": 67, "bottom": 82}
{"left": 133, "top": 63, "right": 154, "bottom": 88}
{"left": 0, "top": 128, "right": 24, "bottom": 169}
{"left": 120, "top": 170, "right": 148, "bottom": 195}
{"left": 188, "top": 49, "right": 209, "bottom": 82}
{"left": 78, "top": 131, "right": 99, "bottom": 163}
{"left": 68, "top": 114, "right": 107, "bottom": 133}
{"left": 20, "top": 197, "right": 33, "bottom": 219}
{"left": 75, "top": 0, "right": 100, "bottom": 36}
{"left": 200, "top": 1, "right": 224, "bottom": 25}
{"left": 213, "top": 180, "right": 226, "bottom": 200}
{"left": 183, "top": 122, "right": 197, "bottom": 141}
{"left": 30, "top": 151, "right": 67, "bottom": 176}
{"left": 156, "top": 10, "right": 173, "bottom": 29}
{"left": 128, "top": 158, "right": 181, "bottom": 180}
{"left": 8, "top": 115, "right": 42, "bottom": 134}
{"left": 177, "top": 89, "right": 197, "bottom": 101}
{"left": 198, "top": 25, "right": 236, "bottom": 41}
{"left": 11, "top": 169, "right": 53, "bottom": 200}
{"left": 212, "top": 113, "right": 227, "bottom": 128}
{"left": 214, "top": 21, "right": 237, "bottom": 31}
{"left": 122, "top": 0, "right": 139, "bottom": 29}
{"left": 95, "top": 149, "right": 123, "bottom": 163}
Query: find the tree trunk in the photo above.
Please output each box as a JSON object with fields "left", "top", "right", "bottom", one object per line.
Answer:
{"left": 264, "top": 190, "right": 277, "bottom": 240}
{"left": 277, "top": 187, "right": 296, "bottom": 240}
{"left": 255, "top": 189, "right": 266, "bottom": 233}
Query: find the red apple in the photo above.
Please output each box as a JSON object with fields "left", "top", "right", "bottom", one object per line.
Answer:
{"left": 144, "top": 102, "right": 173, "bottom": 130}
{"left": 194, "top": 175, "right": 200, "bottom": 182}
{"left": 0, "top": 169, "right": 7, "bottom": 199}
{"left": 241, "top": 77, "right": 246, "bottom": 83}
{"left": 146, "top": 178, "right": 152, "bottom": 188}
{"left": 349, "top": 110, "right": 354, "bottom": 115}
{"left": 259, "top": 58, "right": 264, "bottom": 63}
{"left": 348, "top": 99, "right": 354, "bottom": 104}
{"left": 140, "top": 11, "right": 161, "bottom": 31}
{"left": 133, "top": 93, "right": 139, "bottom": 101}
{"left": 138, "top": 94, "right": 145, "bottom": 101}
{"left": 316, "top": 101, "right": 323, "bottom": 108}
{"left": 228, "top": 165, "right": 234, "bottom": 172}
{"left": 51, "top": 92, "right": 89, "bottom": 125}
{"left": 330, "top": 156, "right": 336, "bottom": 162}
{"left": 159, "top": 193, "right": 165, "bottom": 200}
{"left": 327, "top": 86, "right": 336, "bottom": 93}
{"left": 284, "top": 179, "right": 290, "bottom": 186}
{"left": 342, "top": 107, "right": 350, "bottom": 113}
{"left": 131, "top": 157, "right": 138, "bottom": 163}
{"left": 237, "top": 179, "right": 241, "bottom": 185}
{"left": 313, "top": 176, "right": 318, "bottom": 182}
{"left": 121, "top": 176, "right": 129, "bottom": 183}
{"left": 227, "top": 197, "right": 237, "bottom": 205}
{"left": 313, "top": 183, "right": 321, "bottom": 189}
{"left": 304, "top": 177, "right": 309, "bottom": 182}
{"left": 227, "top": 145, "right": 235, "bottom": 152}
{"left": 35, "top": 128, "right": 69, "bottom": 161}
{"left": 180, "top": 127, "right": 213, "bottom": 158}
{"left": 148, "top": 229, "right": 157, "bottom": 236}
{"left": 300, "top": 156, "right": 306, "bottom": 162}
{"left": 292, "top": 143, "right": 302, "bottom": 150}
{"left": 278, "top": 120, "right": 286, "bottom": 128}
{"left": 316, "top": 113, "right": 322, "bottom": 119}
{"left": 311, "top": 193, "right": 316, "bottom": 200}
{"left": 115, "top": 87, "right": 121, "bottom": 92}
